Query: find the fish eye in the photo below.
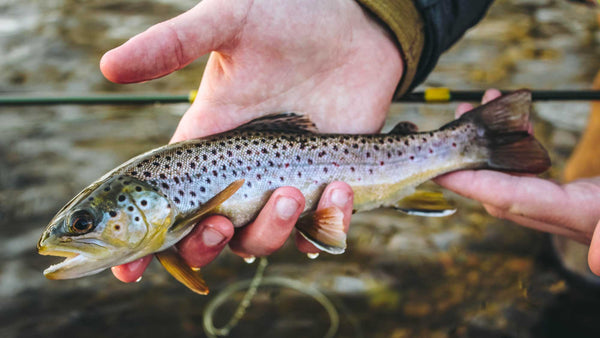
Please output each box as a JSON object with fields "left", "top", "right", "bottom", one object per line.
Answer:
{"left": 69, "top": 210, "right": 95, "bottom": 234}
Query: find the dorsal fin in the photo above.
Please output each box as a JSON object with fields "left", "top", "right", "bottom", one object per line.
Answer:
{"left": 389, "top": 121, "right": 418, "bottom": 135}
{"left": 236, "top": 112, "right": 319, "bottom": 133}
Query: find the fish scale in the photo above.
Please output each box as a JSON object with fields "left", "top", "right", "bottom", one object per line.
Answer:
{"left": 38, "top": 90, "right": 551, "bottom": 294}
{"left": 116, "top": 121, "right": 480, "bottom": 226}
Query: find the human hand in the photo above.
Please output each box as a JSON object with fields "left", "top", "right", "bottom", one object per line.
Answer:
{"left": 101, "top": 0, "right": 402, "bottom": 282}
{"left": 434, "top": 89, "right": 600, "bottom": 275}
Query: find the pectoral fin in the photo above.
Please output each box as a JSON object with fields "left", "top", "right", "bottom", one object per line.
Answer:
{"left": 169, "top": 179, "right": 245, "bottom": 233}
{"left": 296, "top": 206, "right": 346, "bottom": 255}
{"left": 155, "top": 247, "right": 209, "bottom": 295}
{"left": 394, "top": 190, "right": 456, "bottom": 217}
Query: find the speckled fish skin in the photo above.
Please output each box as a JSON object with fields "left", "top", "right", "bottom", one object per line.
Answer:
{"left": 120, "top": 123, "right": 479, "bottom": 226}
{"left": 38, "top": 90, "right": 550, "bottom": 280}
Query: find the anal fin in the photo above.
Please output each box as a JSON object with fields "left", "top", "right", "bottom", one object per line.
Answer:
{"left": 394, "top": 190, "right": 456, "bottom": 217}
{"left": 155, "top": 247, "right": 209, "bottom": 295}
{"left": 296, "top": 206, "right": 346, "bottom": 254}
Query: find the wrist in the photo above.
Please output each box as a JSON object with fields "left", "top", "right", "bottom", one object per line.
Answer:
{"left": 355, "top": 0, "right": 425, "bottom": 97}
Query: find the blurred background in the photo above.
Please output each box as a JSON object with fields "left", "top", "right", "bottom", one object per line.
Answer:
{"left": 1, "top": 0, "right": 600, "bottom": 337}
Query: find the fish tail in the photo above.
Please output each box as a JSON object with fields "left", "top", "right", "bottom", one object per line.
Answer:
{"left": 451, "top": 89, "right": 551, "bottom": 173}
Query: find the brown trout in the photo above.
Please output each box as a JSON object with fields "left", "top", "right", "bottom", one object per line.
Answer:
{"left": 38, "top": 90, "right": 550, "bottom": 294}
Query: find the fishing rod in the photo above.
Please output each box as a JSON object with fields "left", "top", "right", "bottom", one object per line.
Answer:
{"left": 1, "top": 88, "right": 600, "bottom": 106}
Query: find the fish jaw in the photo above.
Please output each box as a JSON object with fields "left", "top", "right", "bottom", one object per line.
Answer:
{"left": 40, "top": 249, "right": 105, "bottom": 280}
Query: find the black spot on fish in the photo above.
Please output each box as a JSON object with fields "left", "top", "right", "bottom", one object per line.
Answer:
{"left": 344, "top": 149, "right": 349, "bottom": 154}
{"left": 174, "top": 197, "right": 180, "bottom": 204}
{"left": 190, "top": 201, "right": 195, "bottom": 206}
{"left": 350, "top": 167, "right": 355, "bottom": 172}
{"left": 190, "top": 162, "right": 196, "bottom": 169}
{"left": 109, "top": 211, "right": 117, "bottom": 217}
{"left": 123, "top": 181, "right": 130, "bottom": 185}
{"left": 268, "top": 161, "right": 274, "bottom": 167}
{"left": 174, "top": 177, "right": 180, "bottom": 184}
{"left": 130, "top": 171, "right": 138, "bottom": 176}
{"left": 176, "top": 150, "right": 182, "bottom": 155}
{"left": 200, "top": 187, "right": 206, "bottom": 192}
{"left": 280, "top": 176, "right": 284, "bottom": 181}
{"left": 190, "top": 191, "right": 196, "bottom": 197}
{"left": 297, "top": 172, "right": 302, "bottom": 177}
{"left": 212, "top": 170, "right": 218, "bottom": 177}
{"left": 153, "top": 162, "right": 160, "bottom": 166}
{"left": 118, "top": 195, "right": 125, "bottom": 202}
{"left": 159, "top": 173, "right": 166, "bottom": 179}
{"left": 104, "top": 186, "right": 110, "bottom": 192}
{"left": 452, "top": 142, "right": 457, "bottom": 147}
{"left": 380, "top": 161, "right": 385, "bottom": 166}
{"left": 410, "top": 156, "right": 415, "bottom": 160}
{"left": 212, "top": 160, "right": 217, "bottom": 165}
{"left": 246, "top": 150, "right": 252, "bottom": 155}
{"left": 143, "top": 172, "right": 151, "bottom": 177}
{"left": 398, "top": 151, "right": 403, "bottom": 156}
{"left": 135, "top": 217, "right": 140, "bottom": 222}
{"left": 202, "top": 166, "right": 208, "bottom": 173}
{"left": 275, "top": 152, "right": 281, "bottom": 158}
{"left": 114, "top": 225, "right": 121, "bottom": 231}
{"left": 206, "top": 178, "right": 211, "bottom": 184}
{"left": 352, "top": 144, "right": 359, "bottom": 149}
{"left": 178, "top": 190, "right": 184, "bottom": 196}
{"left": 186, "top": 149, "right": 192, "bottom": 154}
{"left": 166, "top": 156, "right": 171, "bottom": 161}
{"left": 211, "top": 149, "right": 217, "bottom": 155}
{"left": 374, "top": 145, "right": 380, "bottom": 151}
{"left": 135, "top": 186, "right": 142, "bottom": 192}
{"left": 88, "top": 197, "right": 94, "bottom": 202}
{"left": 232, "top": 170, "right": 237, "bottom": 176}
{"left": 429, "top": 149, "right": 433, "bottom": 154}
{"left": 141, "top": 200, "right": 147, "bottom": 206}
{"left": 202, "top": 154, "right": 208, "bottom": 161}
{"left": 227, "top": 151, "right": 233, "bottom": 157}
{"left": 128, "top": 206, "right": 134, "bottom": 212}
{"left": 164, "top": 164, "right": 170, "bottom": 169}
{"left": 247, "top": 181, "right": 252, "bottom": 188}
{"left": 323, "top": 167, "right": 328, "bottom": 173}
{"left": 404, "top": 140, "right": 409, "bottom": 146}
{"left": 176, "top": 162, "right": 182, "bottom": 168}
{"left": 368, "top": 169, "right": 373, "bottom": 174}
{"left": 366, "top": 152, "right": 371, "bottom": 158}
{"left": 161, "top": 183, "right": 169, "bottom": 189}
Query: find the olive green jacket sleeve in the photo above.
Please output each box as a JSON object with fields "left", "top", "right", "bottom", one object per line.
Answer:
{"left": 356, "top": 0, "right": 425, "bottom": 98}
{"left": 356, "top": 0, "right": 494, "bottom": 98}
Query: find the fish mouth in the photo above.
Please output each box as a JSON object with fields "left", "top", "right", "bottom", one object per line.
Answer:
{"left": 39, "top": 247, "right": 105, "bottom": 280}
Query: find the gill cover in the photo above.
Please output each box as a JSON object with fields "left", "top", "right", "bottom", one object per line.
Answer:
{"left": 38, "top": 175, "right": 176, "bottom": 279}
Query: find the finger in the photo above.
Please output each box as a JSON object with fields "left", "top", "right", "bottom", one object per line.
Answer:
{"left": 229, "top": 187, "right": 305, "bottom": 257}
{"left": 111, "top": 255, "right": 153, "bottom": 283}
{"left": 455, "top": 103, "right": 474, "bottom": 118}
{"left": 588, "top": 219, "right": 600, "bottom": 276}
{"left": 481, "top": 88, "right": 502, "bottom": 104}
{"left": 295, "top": 181, "right": 354, "bottom": 253}
{"left": 483, "top": 204, "right": 589, "bottom": 243}
{"left": 176, "top": 215, "right": 235, "bottom": 268}
{"left": 100, "top": 0, "right": 250, "bottom": 83}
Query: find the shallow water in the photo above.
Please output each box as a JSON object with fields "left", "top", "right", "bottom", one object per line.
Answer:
{"left": 1, "top": 0, "right": 600, "bottom": 337}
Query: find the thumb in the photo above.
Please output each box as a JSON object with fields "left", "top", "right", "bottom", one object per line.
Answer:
{"left": 100, "top": 0, "right": 249, "bottom": 83}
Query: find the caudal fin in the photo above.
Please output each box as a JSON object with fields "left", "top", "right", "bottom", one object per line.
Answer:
{"left": 457, "top": 90, "right": 551, "bottom": 173}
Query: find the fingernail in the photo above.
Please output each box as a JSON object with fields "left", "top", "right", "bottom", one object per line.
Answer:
{"left": 244, "top": 256, "right": 256, "bottom": 264}
{"left": 275, "top": 196, "right": 300, "bottom": 220}
{"left": 135, "top": 276, "right": 142, "bottom": 283}
{"left": 202, "top": 227, "right": 226, "bottom": 247}
{"left": 330, "top": 188, "right": 349, "bottom": 208}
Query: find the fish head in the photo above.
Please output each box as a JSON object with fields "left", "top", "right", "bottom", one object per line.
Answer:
{"left": 38, "top": 174, "right": 176, "bottom": 279}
